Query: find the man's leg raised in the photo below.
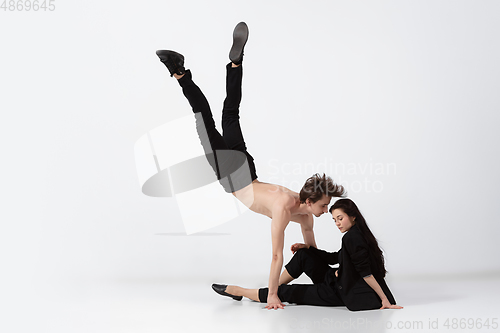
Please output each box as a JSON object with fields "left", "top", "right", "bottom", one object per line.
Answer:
{"left": 156, "top": 50, "right": 229, "bottom": 182}
{"left": 221, "top": 22, "right": 258, "bottom": 183}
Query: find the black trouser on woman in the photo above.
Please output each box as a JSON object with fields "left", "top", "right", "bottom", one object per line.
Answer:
{"left": 258, "top": 248, "right": 345, "bottom": 306}
{"left": 177, "top": 64, "right": 258, "bottom": 193}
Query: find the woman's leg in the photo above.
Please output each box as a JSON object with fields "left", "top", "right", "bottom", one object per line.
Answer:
{"left": 285, "top": 248, "right": 332, "bottom": 284}
{"left": 225, "top": 285, "right": 260, "bottom": 302}
{"left": 224, "top": 280, "right": 343, "bottom": 307}
{"left": 279, "top": 269, "right": 295, "bottom": 285}
{"left": 259, "top": 283, "right": 343, "bottom": 306}
{"left": 226, "top": 283, "right": 342, "bottom": 306}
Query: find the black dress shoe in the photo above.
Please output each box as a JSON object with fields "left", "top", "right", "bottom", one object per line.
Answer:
{"left": 156, "top": 50, "right": 186, "bottom": 77}
{"left": 229, "top": 22, "right": 249, "bottom": 65}
{"left": 212, "top": 284, "right": 243, "bottom": 301}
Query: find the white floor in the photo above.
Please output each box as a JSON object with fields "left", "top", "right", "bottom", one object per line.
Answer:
{"left": 3, "top": 274, "right": 500, "bottom": 333}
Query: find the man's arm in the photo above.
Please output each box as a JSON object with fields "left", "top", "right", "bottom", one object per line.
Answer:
{"left": 300, "top": 214, "right": 317, "bottom": 249}
{"left": 267, "top": 205, "right": 290, "bottom": 310}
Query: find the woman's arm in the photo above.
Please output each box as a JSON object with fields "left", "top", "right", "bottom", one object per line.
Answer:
{"left": 344, "top": 231, "right": 403, "bottom": 309}
{"left": 363, "top": 275, "right": 403, "bottom": 309}
{"left": 343, "top": 232, "right": 372, "bottom": 278}
{"left": 289, "top": 243, "right": 339, "bottom": 264}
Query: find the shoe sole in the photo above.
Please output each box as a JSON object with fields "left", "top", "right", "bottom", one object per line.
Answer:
{"left": 229, "top": 22, "right": 249, "bottom": 63}
{"left": 156, "top": 50, "right": 184, "bottom": 63}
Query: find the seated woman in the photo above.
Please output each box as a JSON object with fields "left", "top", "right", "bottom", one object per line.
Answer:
{"left": 212, "top": 198, "right": 403, "bottom": 311}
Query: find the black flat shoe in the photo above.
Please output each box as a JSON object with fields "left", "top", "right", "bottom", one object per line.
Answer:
{"left": 229, "top": 22, "right": 249, "bottom": 65}
{"left": 156, "top": 50, "right": 186, "bottom": 77}
{"left": 212, "top": 284, "right": 243, "bottom": 301}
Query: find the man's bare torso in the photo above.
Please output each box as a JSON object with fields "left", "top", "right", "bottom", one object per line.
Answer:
{"left": 233, "top": 180, "right": 307, "bottom": 222}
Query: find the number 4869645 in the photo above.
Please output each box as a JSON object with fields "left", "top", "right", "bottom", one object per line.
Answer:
{"left": 443, "top": 318, "right": 498, "bottom": 330}
{"left": 1, "top": 0, "right": 56, "bottom": 11}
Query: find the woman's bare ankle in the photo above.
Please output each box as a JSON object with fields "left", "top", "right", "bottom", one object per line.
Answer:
{"left": 173, "top": 73, "right": 185, "bottom": 79}
{"left": 225, "top": 285, "right": 238, "bottom": 295}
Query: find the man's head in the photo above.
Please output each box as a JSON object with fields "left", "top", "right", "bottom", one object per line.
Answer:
{"left": 299, "top": 173, "right": 345, "bottom": 217}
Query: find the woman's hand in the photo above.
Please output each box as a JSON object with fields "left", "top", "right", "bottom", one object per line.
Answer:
{"left": 335, "top": 270, "right": 338, "bottom": 277}
{"left": 266, "top": 294, "right": 285, "bottom": 310}
{"left": 380, "top": 298, "right": 404, "bottom": 309}
{"left": 290, "top": 243, "right": 310, "bottom": 254}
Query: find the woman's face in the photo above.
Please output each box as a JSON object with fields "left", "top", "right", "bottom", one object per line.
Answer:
{"left": 331, "top": 208, "right": 355, "bottom": 233}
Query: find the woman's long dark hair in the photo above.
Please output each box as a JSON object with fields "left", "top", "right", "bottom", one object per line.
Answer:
{"left": 330, "top": 198, "right": 387, "bottom": 277}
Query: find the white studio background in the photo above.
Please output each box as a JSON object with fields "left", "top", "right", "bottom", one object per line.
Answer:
{"left": 1, "top": 0, "right": 500, "bottom": 329}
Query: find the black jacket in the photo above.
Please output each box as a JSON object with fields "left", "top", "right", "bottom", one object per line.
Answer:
{"left": 308, "top": 223, "right": 396, "bottom": 311}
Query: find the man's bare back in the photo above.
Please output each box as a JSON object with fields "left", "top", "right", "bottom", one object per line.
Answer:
{"left": 235, "top": 180, "right": 304, "bottom": 219}
{"left": 234, "top": 179, "right": 332, "bottom": 221}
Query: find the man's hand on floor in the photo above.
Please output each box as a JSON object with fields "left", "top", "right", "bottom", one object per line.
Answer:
{"left": 265, "top": 294, "right": 285, "bottom": 310}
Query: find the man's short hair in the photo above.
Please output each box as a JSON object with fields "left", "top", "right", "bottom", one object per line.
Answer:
{"left": 299, "top": 173, "right": 345, "bottom": 204}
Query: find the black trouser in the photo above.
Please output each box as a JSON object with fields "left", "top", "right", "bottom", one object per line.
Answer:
{"left": 258, "top": 248, "right": 344, "bottom": 306}
{"left": 177, "top": 64, "right": 258, "bottom": 193}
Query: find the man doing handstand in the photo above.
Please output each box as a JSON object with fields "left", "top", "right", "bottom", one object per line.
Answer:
{"left": 155, "top": 22, "right": 345, "bottom": 310}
